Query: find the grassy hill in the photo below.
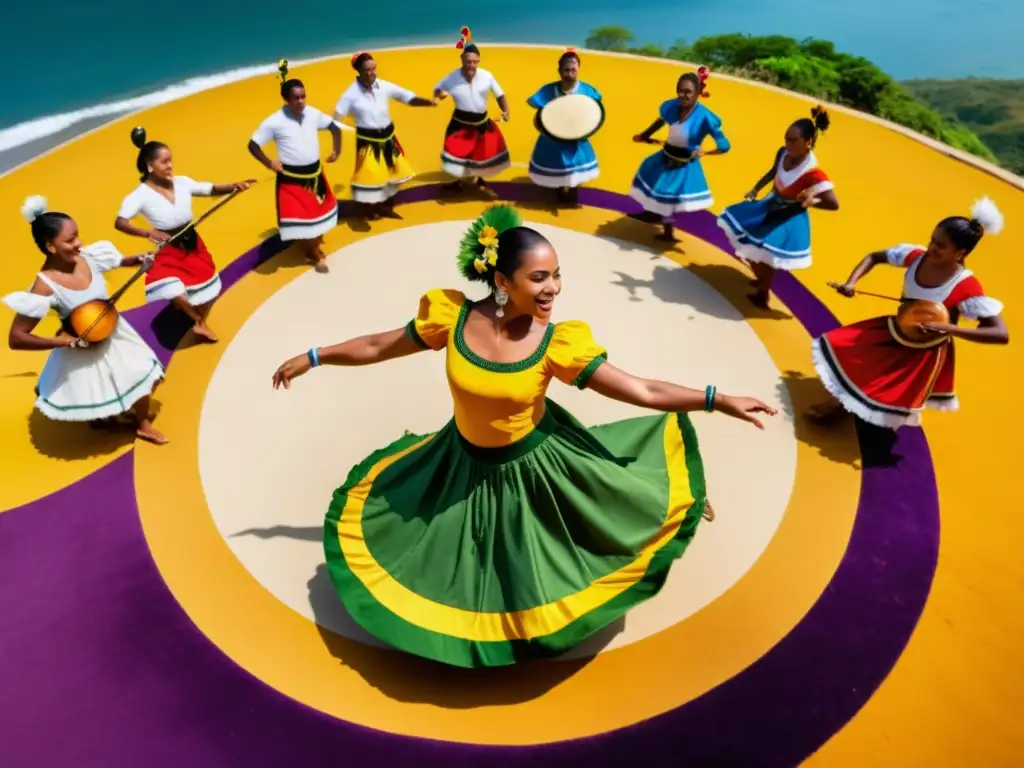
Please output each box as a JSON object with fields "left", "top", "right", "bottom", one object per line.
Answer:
{"left": 584, "top": 27, "right": 1019, "bottom": 176}
{"left": 903, "top": 78, "right": 1024, "bottom": 174}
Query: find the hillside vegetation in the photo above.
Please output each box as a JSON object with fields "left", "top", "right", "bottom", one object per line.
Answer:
{"left": 584, "top": 27, "right": 1013, "bottom": 173}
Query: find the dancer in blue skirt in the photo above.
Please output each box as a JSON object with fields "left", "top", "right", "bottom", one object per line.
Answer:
{"left": 629, "top": 67, "right": 730, "bottom": 242}
{"left": 527, "top": 49, "right": 602, "bottom": 206}
{"left": 718, "top": 107, "right": 839, "bottom": 309}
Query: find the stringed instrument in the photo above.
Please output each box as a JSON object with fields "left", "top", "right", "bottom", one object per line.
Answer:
{"left": 827, "top": 281, "right": 950, "bottom": 345}
{"left": 65, "top": 188, "right": 245, "bottom": 343}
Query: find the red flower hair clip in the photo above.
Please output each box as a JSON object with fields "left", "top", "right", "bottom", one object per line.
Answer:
{"left": 696, "top": 65, "right": 711, "bottom": 98}
{"left": 455, "top": 26, "right": 472, "bottom": 49}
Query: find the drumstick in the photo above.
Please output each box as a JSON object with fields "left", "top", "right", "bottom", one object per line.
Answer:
{"left": 75, "top": 187, "right": 249, "bottom": 340}
{"left": 826, "top": 281, "right": 902, "bottom": 303}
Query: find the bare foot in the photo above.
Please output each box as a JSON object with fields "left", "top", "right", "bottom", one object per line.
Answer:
{"left": 477, "top": 183, "right": 498, "bottom": 200}
{"left": 136, "top": 422, "right": 169, "bottom": 445}
{"left": 314, "top": 260, "right": 329, "bottom": 274}
{"left": 654, "top": 230, "right": 678, "bottom": 242}
{"left": 748, "top": 291, "right": 771, "bottom": 310}
{"left": 192, "top": 323, "right": 219, "bottom": 343}
{"left": 806, "top": 399, "right": 846, "bottom": 421}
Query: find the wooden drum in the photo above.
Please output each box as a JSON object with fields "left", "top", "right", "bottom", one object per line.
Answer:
{"left": 536, "top": 93, "right": 606, "bottom": 142}
{"left": 892, "top": 299, "right": 950, "bottom": 344}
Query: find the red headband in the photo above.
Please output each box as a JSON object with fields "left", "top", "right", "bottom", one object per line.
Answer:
{"left": 455, "top": 26, "right": 472, "bottom": 49}
{"left": 351, "top": 51, "right": 370, "bottom": 67}
{"left": 562, "top": 46, "right": 580, "bottom": 63}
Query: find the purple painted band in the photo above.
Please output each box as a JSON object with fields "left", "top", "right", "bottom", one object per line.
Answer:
{"left": 0, "top": 183, "right": 939, "bottom": 767}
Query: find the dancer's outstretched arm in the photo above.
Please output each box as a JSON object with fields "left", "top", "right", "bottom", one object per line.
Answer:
{"left": 586, "top": 361, "right": 777, "bottom": 430}
{"left": 272, "top": 327, "right": 424, "bottom": 390}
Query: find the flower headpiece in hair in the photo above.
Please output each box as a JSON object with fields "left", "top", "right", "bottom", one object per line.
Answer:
{"left": 278, "top": 59, "right": 289, "bottom": 82}
{"left": 456, "top": 205, "right": 522, "bottom": 283}
{"left": 455, "top": 26, "right": 472, "bottom": 50}
{"left": 696, "top": 65, "right": 711, "bottom": 98}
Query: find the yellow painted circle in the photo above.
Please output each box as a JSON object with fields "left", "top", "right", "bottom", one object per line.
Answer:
{"left": 133, "top": 199, "right": 860, "bottom": 744}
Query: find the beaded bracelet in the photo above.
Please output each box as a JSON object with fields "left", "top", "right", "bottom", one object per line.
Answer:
{"left": 307, "top": 347, "right": 321, "bottom": 368}
{"left": 704, "top": 385, "right": 717, "bottom": 412}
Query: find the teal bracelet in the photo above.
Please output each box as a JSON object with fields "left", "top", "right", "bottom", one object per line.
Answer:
{"left": 307, "top": 347, "right": 321, "bottom": 368}
{"left": 704, "top": 385, "right": 717, "bottom": 412}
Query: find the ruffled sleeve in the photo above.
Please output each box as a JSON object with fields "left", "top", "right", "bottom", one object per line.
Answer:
{"left": 701, "top": 106, "right": 730, "bottom": 152}
{"left": 885, "top": 243, "right": 926, "bottom": 267}
{"left": 81, "top": 241, "right": 124, "bottom": 272}
{"left": 405, "top": 289, "right": 466, "bottom": 351}
{"left": 545, "top": 320, "right": 608, "bottom": 388}
{"left": 958, "top": 295, "right": 1004, "bottom": 319}
{"left": 3, "top": 290, "right": 55, "bottom": 319}
{"left": 527, "top": 84, "right": 553, "bottom": 109}
{"left": 658, "top": 98, "right": 681, "bottom": 124}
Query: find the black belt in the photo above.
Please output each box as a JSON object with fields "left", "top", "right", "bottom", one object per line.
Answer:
{"left": 277, "top": 160, "right": 327, "bottom": 202}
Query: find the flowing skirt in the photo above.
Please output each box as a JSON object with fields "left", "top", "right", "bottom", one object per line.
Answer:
{"left": 528, "top": 134, "right": 599, "bottom": 188}
{"left": 812, "top": 316, "right": 957, "bottom": 429}
{"left": 324, "top": 399, "right": 707, "bottom": 668}
{"left": 143, "top": 232, "right": 222, "bottom": 306}
{"left": 276, "top": 164, "right": 338, "bottom": 241}
{"left": 351, "top": 128, "right": 415, "bottom": 204}
{"left": 629, "top": 148, "right": 712, "bottom": 216}
{"left": 717, "top": 196, "right": 812, "bottom": 270}
{"left": 441, "top": 112, "right": 511, "bottom": 179}
{"left": 34, "top": 317, "right": 164, "bottom": 422}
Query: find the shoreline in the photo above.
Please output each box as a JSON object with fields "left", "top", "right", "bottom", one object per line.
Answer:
{"left": 2, "top": 44, "right": 1021, "bottom": 189}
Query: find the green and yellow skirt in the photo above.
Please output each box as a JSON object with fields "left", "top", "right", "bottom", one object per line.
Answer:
{"left": 324, "top": 399, "right": 707, "bottom": 668}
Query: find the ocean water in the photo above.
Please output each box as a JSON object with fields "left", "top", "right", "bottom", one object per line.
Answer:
{"left": 1, "top": 0, "right": 1021, "bottom": 155}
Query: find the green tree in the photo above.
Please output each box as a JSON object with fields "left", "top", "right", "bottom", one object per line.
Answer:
{"left": 585, "top": 26, "right": 634, "bottom": 52}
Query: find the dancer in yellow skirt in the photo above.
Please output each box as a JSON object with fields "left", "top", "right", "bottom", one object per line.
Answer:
{"left": 333, "top": 52, "right": 436, "bottom": 219}
{"left": 272, "top": 204, "right": 776, "bottom": 668}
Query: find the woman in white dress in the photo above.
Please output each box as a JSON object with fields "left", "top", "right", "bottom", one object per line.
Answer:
{"left": 4, "top": 197, "right": 168, "bottom": 444}
{"left": 115, "top": 127, "right": 254, "bottom": 343}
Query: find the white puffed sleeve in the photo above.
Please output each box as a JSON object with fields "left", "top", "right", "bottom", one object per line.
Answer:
{"left": 958, "top": 296, "right": 1004, "bottom": 319}
{"left": 81, "top": 241, "right": 124, "bottom": 272}
{"left": 3, "top": 291, "right": 56, "bottom": 319}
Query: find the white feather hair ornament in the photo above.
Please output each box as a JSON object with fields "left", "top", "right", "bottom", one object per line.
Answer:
{"left": 20, "top": 195, "right": 48, "bottom": 223}
{"left": 970, "top": 196, "right": 1004, "bottom": 236}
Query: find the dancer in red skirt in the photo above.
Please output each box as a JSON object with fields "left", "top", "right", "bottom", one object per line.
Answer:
{"left": 115, "top": 127, "right": 255, "bottom": 343}
{"left": 248, "top": 61, "right": 342, "bottom": 274}
{"left": 809, "top": 198, "right": 1009, "bottom": 429}
{"left": 433, "top": 27, "right": 511, "bottom": 196}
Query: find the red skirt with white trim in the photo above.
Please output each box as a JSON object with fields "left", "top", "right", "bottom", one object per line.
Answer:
{"left": 276, "top": 165, "right": 338, "bottom": 242}
{"left": 811, "top": 316, "right": 957, "bottom": 430}
{"left": 441, "top": 112, "right": 510, "bottom": 179}
{"left": 144, "top": 232, "right": 222, "bottom": 307}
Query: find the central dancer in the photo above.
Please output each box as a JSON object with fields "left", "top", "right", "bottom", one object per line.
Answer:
{"left": 272, "top": 204, "right": 775, "bottom": 668}
{"left": 434, "top": 27, "right": 511, "bottom": 196}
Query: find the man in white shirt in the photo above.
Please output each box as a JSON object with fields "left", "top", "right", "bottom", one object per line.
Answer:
{"left": 433, "top": 41, "right": 511, "bottom": 196}
{"left": 248, "top": 66, "right": 342, "bottom": 274}
{"left": 334, "top": 52, "right": 436, "bottom": 219}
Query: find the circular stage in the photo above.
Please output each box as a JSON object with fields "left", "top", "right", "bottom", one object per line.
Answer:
{"left": 1, "top": 45, "right": 1021, "bottom": 767}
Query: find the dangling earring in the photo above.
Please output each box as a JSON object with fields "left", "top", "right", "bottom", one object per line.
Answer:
{"left": 494, "top": 288, "right": 509, "bottom": 318}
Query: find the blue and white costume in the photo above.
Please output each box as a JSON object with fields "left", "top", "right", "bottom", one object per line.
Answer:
{"left": 717, "top": 147, "right": 834, "bottom": 271}
{"left": 629, "top": 100, "right": 730, "bottom": 217}
{"left": 527, "top": 81, "right": 601, "bottom": 188}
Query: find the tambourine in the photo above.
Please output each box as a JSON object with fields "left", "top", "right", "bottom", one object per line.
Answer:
{"left": 535, "top": 93, "right": 605, "bottom": 142}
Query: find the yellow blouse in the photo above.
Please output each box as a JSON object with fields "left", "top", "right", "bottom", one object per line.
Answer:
{"left": 406, "top": 289, "right": 608, "bottom": 448}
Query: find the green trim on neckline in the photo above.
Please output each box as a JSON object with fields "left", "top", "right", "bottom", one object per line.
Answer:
{"left": 454, "top": 301, "right": 554, "bottom": 373}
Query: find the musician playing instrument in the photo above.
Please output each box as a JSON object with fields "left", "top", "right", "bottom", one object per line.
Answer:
{"left": 718, "top": 107, "right": 838, "bottom": 309}
{"left": 334, "top": 52, "right": 435, "bottom": 220}
{"left": 809, "top": 198, "right": 1009, "bottom": 429}
{"left": 248, "top": 62, "right": 342, "bottom": 274}
{"left": 4, "top": 197, "right": 167, "bottom": 444}
{"left": 629, "top": 68, "right": 730, "bottom": 242}
{"left": 114, "top": 127, "right": 254, "bottom": 343}
{"left": 526, "top": 48, "right": 602, "bottom": 206}
{"left": 434, "top": 27, "right": 511, "bottom": 196}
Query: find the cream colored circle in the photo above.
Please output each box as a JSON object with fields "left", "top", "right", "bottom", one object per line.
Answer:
{"left": 198, "top": 221, "right": 796, "bottom": 656}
